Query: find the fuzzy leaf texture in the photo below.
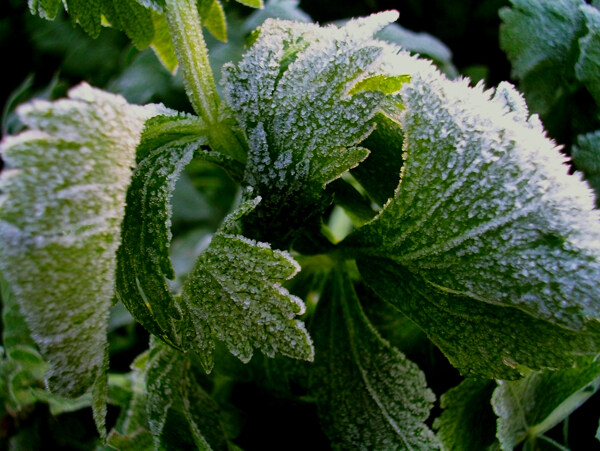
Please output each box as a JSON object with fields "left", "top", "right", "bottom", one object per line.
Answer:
{"left": 310, "top": 268, "right": 440, "bottom": 450}
{"left": 180, "top": 199, "right": 314, "bottom": 372}
{"left": 0, "top": 83, "right": 159, "bottom": 397}
{"left": 222, "top": 12, "right": 410, "bottom": 245}
{"left": 346, "top": 52, "right": 600, "bottom": 378}
{"left": 492, "top": 358, "right": 600, "bottom": 450}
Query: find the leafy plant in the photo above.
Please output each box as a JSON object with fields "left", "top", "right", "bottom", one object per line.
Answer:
{"left": 1, "top": 0, "right": 600, "bottom": 449}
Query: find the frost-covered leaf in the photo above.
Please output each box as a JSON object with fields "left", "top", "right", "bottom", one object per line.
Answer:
{"left": 0, "top": 83, "right": 159, "bottom": 397}
{"left": 28, "top": 0, "right": 62, "bottom": 20}
{"left": 347, "top": 58, "right": 600, "bottom": 332}
{"left": 576, "top": 4, "right": 600, "bottom": 108}
{"left": 180, "top": 204, "right": 314, "bottom": 371}
{"left": 222, "top": 12, "right": 410, "bottom": 245}
{"left": 310, "top": 268, "right": 440, "bottom": 450}
{"left": 433, "top": 378, "right": 498, "bottom": 451}
{"left": 357, "top": 258, "right": 600, "bottom": 380}
{"left": 146, "top": 341, "right": 228, "bottom": 450}
{"left": 492, "top": 358, "right": 600, "bottom": 450}
{"left": 572, "top": 130, "right": 600, "bottom": 207}
{"left": 241, "top": 0, "right": 311, "bottom": 34}
{"left": 499, "top": 0, "right": 586, "bottom": 114}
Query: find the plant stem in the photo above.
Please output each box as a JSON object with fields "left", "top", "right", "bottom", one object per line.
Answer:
{"left": 164, "top": 0, "right": 219, "bottom": 123}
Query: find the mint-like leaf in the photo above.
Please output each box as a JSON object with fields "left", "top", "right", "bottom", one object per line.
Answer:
{"left": 433, "top": 378, "right": 498, "bottom": 451}
{"left": 180, "top": 205, "right": 314, "bottom": 371}
{"left": 492, "top": 358, "right": 600, "bottom": 450}
{"left": 222, "top": 12, "right": 409, "bottom": 244}
{"left": 310, "top": 268, "right": 439, "bottom": 450}
{"left": 0, "top": 83, "right": 159, "bottom": 397}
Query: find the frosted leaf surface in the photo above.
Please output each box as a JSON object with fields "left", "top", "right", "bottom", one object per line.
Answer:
{"left": 310, "top": 269, "right": 440, "bottom": 450}
{"left": 222, "top": 12, "right": 410, "bottom": 243}
{"left": 180, "top": 201, "right": 314, "bottom": 372}
{"left": 0, "top": 83, "right": 159, "bottom": 397}
{"left": 348, "top": 53, "right": 600, "bottom": 331}
{"left": 492, "top": 358, "right": 600, "bottom": 450}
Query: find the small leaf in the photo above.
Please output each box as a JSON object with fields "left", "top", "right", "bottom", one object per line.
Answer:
{"left": 492, "top": 358, "right": 600, "bottom": 450}
{"left": 572, "top": 130, "right": 600, "bottom": 207}
{"left": 433, "top": 378, "right": 498, "bottom": 451}
{"left": 180, "top": 211, "right": 314, "bottom": 371}
{"left": 576, "top": 4, "right": 600, "bottom": 107}
{"left": 0, "top": 83, "right": 159, "bottom": 397}
{"left": 348, "top": 74, "right": 411, "bottom": 96}
{"left": 198, "top": 0, "right": 227, "bottom": 42}
{"left": 310, "top": 268, "right": 440, "bottom": 449}
{"left": 146, "top": 341, "right": 229, "bottom": 450}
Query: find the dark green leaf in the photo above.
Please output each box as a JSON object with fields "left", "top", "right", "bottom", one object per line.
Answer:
{"left": 110, "top": 0, "right": 155, "bottom": 49}
{"left": 492, "top": 358, "right": 600, "bottom": 450}
{"left": 65, "top": 0, "right": 102, "bottom": 38}
{"left": 433, "top": 378, "right": 498, "bottom": 451}
{"left": 576, "top": 4, "right": 600, "bottom": 107}
{"left": 357, "top": 258, "right": 600, "bottom": 380}
{"left": 572, "top": 130, "right": 600, "bottom": 207}
{"left": 310, "top": 268, "right": 440, "bottom": 450}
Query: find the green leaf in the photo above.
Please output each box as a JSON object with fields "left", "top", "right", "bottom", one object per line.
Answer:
{"left": 133, "top": 0, "right": 165, "bottom": 12}
{"left": 433, "top": 378, "right": 498, "bottom": 451}
{"left": 107, "top": 0, "right": 156, "bottom": 49}
{"left": 222, "top": 12, "right": 408, "bottom": 244}
{"left": 0, "top": 83, "right": 159, "bottom": 397}
{"left": 348, "top": 74, "right": 411, "bottom": 96}
{"left": 234, "top": 0, "right": 263, "bottom": 8}
{"left": 572, "top": 130, "right": 600, "bottom": 207}
{"left": 65, "top": 0, "right": 102, "bottom": 38}
{"left": 146, "top": 341, "right": 229, "bottom": 450}
{"left": 28, "top": 0, "right": 62, "bottom": 20}
{"left": 310, "top": 268, "right": 440, "bottom": 449}
{"left": 576, "top": 4, "right": 600, "bottom": 108}
{"left": 346, "top": 65, "right": 600, "bottom": 332}
{"left": 150, "top": 11, "right": 179, "bottom": 73}
{"left": 499, "top": 0, "right": 586, "bottom": 114}
{"left": 492, "top": 358, "right": 600, "bottom": 450}
{"left": 198, "top": 0, "right": 227, "bottom": 42}
{"left": 180, "top": 201, "right": 314, "bottom": 371}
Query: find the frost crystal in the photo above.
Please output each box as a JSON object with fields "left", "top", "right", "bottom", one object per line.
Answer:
{"left": 0, "top": 83, "right": 159, "bottom": 396}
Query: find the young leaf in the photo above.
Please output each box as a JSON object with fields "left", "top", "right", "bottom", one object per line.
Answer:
{"left": 310, "top": 268, "right": 440, "bottom": 450}
{"left": 492, "top": 358, "right": 600, "bottom": 450}
{"left": 433, "top": 378, "right": 498, "bottom": 451}
{"left": 346, "top": 61, "right": 600, "bottom": 332}
{"left": 222, "top": 12, "right": 410, "bottom": 244}
{"left": 576, "top": 4, "right": 600, "bottom": 108}
{"left": 572, "top": 130, "right": 600, "bottom": 207}
{"left": 145, "top": 341, "right": 229, "bottom": 450}
{"left": 357, "top": 258, "right": 600, "bottom": 380}
{"left": 0, "top": 83, "right": 160, "bottom": 397}
{"left": 180, "top": 205, "right": 314, "bottom": 371}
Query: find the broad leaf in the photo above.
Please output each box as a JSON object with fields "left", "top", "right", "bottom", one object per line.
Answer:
{"left": 433, "top": 378, "right": 498, "bottom": 451}
{"left": 0, "top": 83, "right": 159, "bottom": 397}
{"left": 310, "top": 268, "right": 440, "bottom": 450}
{"left": 180, "top": 199, "right": 314, "bottom": 372}
{"left": 576, "top": 4, "right": 600, "bottom": 108}
{"left": 492, "top": 358, "right": 600, "bottom": 450}
{"left": 572, "top": 130, "right": 600, "bottom": 207}
{"left": 102, "top": 0, "right": 155, "bottom": 49}
{"left": 222, "top": 12, "right": 410, "bottom": 245}
{"left": 146, "top": 341, "right": 229, "bottom": 450}
{"left": 499, "top": 0, "right": 586, "bottom": 114}
{"left": 346, "top": 65, "right": 600, "bottom": 331}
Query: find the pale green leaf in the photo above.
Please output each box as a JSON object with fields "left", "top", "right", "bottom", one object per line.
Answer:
{"left": 222, "top": 12, "right": 409, "bottom": 244}
{"left": 346, "top": 61, "right": 600, "bottom": 332}
{"left": 198, "top": 0, "right": 227, "bottom": 42}
{"left": 357, "top": 258, "right": 600, "bottom": 380}
{"left": 146, "top": 341, "right": 228, "bottom": 450}
{"left": 0, "top": 83, "right": 159, "bottom": 397}
{"left": 492, "top": 358, "right": 600, "bottom": 450}
{"left": 150, "top": 11, "right": 179, "bottom": 73}
{"left": 433, "top": 378, "right": 498, "bottom": 451}
{"left": 180, "top": 209, "right": 314, "bottom": 371}
{"left": 310, "top": 268, "right": 440, "bottom": 450}
{"left": 234, "top": 0, "right": 263, "bottom": 8}
{"left": 576, "top": 4, "right": 600, "bottom": 107}
{"left": 572, "top": 130, "right": 600, "bottom": 207}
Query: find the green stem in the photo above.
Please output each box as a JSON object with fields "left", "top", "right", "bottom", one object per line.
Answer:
{"left": 164, "top": 0, "right": 219, "bottom": 123}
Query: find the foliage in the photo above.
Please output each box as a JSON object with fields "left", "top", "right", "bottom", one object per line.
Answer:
{"left": 1, "top": 0, "right": 600, "bottom": 449}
